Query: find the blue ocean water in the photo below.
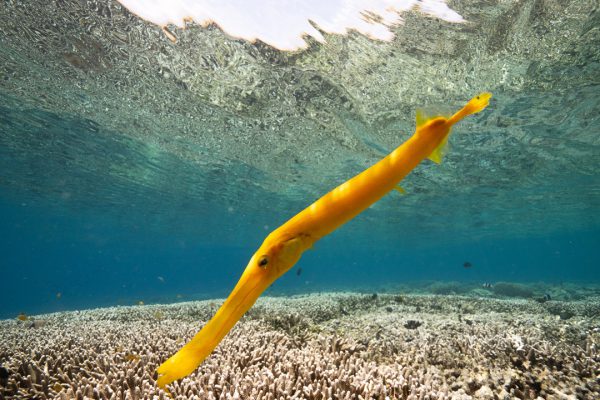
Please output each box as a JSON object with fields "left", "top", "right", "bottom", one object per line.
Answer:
{"left": 1, "top": 98, "right": 598, "bottom": 319}
{"left": 1, "top": 191, "right": 599, "bottom": 320}
{"left": 1, "top": 1, "right": 599, "bottom": 321}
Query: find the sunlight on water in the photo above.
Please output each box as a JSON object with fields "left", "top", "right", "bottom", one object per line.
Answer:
{"left": 116, "top": 0, "right": 464, "bottom": 49}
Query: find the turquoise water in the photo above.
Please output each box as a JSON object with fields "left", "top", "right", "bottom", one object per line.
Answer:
{"left": 1, "top": 1, "right": 599, "bottom": 319}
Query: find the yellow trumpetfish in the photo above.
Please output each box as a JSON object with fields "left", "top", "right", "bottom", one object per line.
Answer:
{"left": 156, "top": 93, "right": 492, "bottom": 389}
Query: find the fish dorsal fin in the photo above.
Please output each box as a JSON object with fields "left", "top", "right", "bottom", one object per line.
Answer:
{"left": 416, "top": 106, "right": 451, "bottom": 128}
{"left": 416, "top": 109, "right": 429, "bottom": 128}
{"left": 427, "top": 134, "right": 450, "bottom": 164}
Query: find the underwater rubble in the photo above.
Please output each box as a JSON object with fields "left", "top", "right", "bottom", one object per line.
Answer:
{"left": 0, "top": 292, "right": 599, "bottom": 400}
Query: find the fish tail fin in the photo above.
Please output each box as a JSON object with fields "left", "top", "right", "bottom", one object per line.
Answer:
{"left": 416, "top": 109, "right": 453, "bottom": 164}
{"left": 427, "top": 92, "right": 491, "bottom": 164}
{"left": 427, "top": 131, "right": 451, "bottom": 164}
{"left": 447, "top": 92, "right": 492, "bottom": 125}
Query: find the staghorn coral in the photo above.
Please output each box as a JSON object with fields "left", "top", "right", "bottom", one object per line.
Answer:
{"left": 0, "top": 293, "right": 598, "bottom": 400}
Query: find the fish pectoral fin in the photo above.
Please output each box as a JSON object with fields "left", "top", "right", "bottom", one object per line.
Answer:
{"left": 427, "top": 133, "right": 451, "bottom": 164}
{"left": 393, "top": 186, "right": 407, "bottom": 195}
{"left": 278, "top": 235, "right": 313, "bottom": 265}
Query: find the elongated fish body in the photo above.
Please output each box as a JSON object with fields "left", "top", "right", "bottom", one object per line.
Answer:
{"left": 275, "top": 119, "right": 447, "bottom": 240}
{"left": 156, "top": 93, "right": 492, "bottom": 390}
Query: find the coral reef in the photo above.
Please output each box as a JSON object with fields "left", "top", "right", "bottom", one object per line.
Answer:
{"left": 491, "top": 282, "right": 536, "bottom": 299}
{"left": 427, "top": 281, "right": 467, "bottom": 296}
{"left": 1, "top": 293, "right": 599, "bottom": 399}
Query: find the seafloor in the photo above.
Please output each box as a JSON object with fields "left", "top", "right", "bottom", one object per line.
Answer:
{"left": 1, "top": 290, "right": 599, "bottom": 400}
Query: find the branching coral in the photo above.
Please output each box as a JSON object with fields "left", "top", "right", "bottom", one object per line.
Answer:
{"left": 0, "top": 294, "right": 598, "bottom": 399}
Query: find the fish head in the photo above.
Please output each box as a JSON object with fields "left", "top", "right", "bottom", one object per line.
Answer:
{"left": 155, "top": 233, "right": 313, "bottom": 389}
{"left": 250, "top": 233, "right": 311, "bottom": 283}
{"left": 227, "top": 233, "right": 313, "bottom": 305}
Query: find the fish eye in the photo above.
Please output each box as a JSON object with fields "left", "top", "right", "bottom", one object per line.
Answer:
{"left": 258, "top": 256, "right": 269, "bottom": 268}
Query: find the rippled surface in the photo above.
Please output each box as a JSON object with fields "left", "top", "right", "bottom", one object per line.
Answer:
{"left": 116, "top": 0, "right": 464, "bottom": 50}
{"left": 1, "top": 0, "right": 599, "bottom": 248}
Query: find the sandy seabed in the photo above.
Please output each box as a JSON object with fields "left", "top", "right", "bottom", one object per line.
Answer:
{"left": 0, "top": 293, "right": 598, "bottom": 400}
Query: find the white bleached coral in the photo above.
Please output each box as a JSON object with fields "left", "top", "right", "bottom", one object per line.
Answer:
{"left": 0, "top": 293, "right": 598, "bottom": 399}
